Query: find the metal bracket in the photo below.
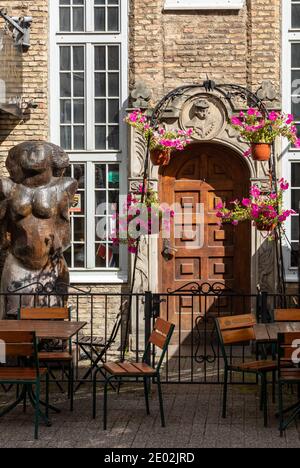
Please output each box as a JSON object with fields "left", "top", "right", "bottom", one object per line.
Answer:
{"left": 0, "top": 9, "right": 32, "bottom": 51}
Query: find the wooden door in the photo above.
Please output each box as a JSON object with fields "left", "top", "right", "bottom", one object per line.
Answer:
{"left": 159, "top": 143, "right": 251, "bottom": 335}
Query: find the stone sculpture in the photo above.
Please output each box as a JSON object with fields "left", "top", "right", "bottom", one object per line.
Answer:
{"left": 0, "top": 141, "right": 78, "bottom": 318}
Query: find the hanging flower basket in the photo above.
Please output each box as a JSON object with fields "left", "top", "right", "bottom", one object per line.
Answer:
{"left": 216, "top": 179, "right": 296, "bottom": 239}
{"left": 125, "top": 110, "right": 193, "bottom": 167}
{"left": 251, "top": 143, "right": 272, "bottom": 162}
{"left": 230, "top": 110, "right": 300, "bottom": 160}
{"left": 150, "top": 148, "right": 171, "bottom": 166}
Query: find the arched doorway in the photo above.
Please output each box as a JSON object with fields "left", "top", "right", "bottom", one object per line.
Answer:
{"left": 159, "top": 143, "right": 251, "bottom": 296}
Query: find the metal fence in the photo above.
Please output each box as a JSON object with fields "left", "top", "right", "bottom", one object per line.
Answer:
{"left": 0, "top": 282, "right": 299, "bottom": 386}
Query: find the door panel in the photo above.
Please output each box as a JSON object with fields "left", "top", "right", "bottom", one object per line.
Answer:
{"left": 159, "top": 143, "right": 251, "bottom": 333}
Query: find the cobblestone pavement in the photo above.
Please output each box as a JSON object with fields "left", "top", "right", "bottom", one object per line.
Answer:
{"left": 0, "top": 383, "right": 299, "bottom": 448}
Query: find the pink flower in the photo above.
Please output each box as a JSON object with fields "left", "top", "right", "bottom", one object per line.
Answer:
{"left": 250, "top": 185, "right": 261, "bottom": 198}
{"left": 270, "top": 193, "right": 277, "bottom": 200}
{"left": 295, "top": 138, "right": 300, "bottom": 148}
{"left": 231, "top": 117, "right": 243, "bottom": 126}
{"left": 279, "top": 179, "right": 289, "bottom": 191}
{"left": 286, "top": 114, "right": 295, "bottom": 125}
{"left": 244, "top": 148, "right": 252, "bottom": 158}
{"left": 242, "top": 198, "right": 251, "bottom": 207}
{"left": 232, "top": 220, "right": 239, "bottom": 226}
{"left": 269, "top": 111, "right": 279, "bottom": 122}
{"left": 247, "top": 108, "right": 256, "bottom": 116}
{"left": 251, "top": 204, "right": 260, "bottom": 218}
{"left": 216, "top": 202, "right": 223, "bottom": 210}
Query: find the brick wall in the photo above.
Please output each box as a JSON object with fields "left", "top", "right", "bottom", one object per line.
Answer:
{"left": 0, "top": 0, "right": 49, "bottom": 176}
{"left": 129, "top": 0, "right": 281, "bottom": 101}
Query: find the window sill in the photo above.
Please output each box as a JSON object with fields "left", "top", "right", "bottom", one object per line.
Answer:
{"left": 164, "top": 0, "right": 245, "bottom": 10}
{"left": 70, "top": 270, "right": 128, "bottom": 284}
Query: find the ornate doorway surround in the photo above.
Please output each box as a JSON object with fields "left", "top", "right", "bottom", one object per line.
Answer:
{"left": 128, "top": 83, "right": 279, "bottom": 295}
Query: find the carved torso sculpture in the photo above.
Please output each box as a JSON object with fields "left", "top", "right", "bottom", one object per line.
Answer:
{"left": 0, "top": 141, "right": 78, "bottom": 318}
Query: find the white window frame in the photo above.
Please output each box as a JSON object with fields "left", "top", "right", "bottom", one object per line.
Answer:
{"left": 164, "top": 0, "right": 245, "bottom": 10}
{"left": 49, "top": 0, "right": 128, "bottom": 284}
{"left": 282, "top": 0, "right": 300, "bottom": 282}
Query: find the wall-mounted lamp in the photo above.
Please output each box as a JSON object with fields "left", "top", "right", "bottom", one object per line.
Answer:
{"left": 0, "top": 9, "right": 32, "bottom": 51}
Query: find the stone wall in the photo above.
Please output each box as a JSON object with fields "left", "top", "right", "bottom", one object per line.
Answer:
{"left": 129, "top": 0, "right": 281, "bottom": 102}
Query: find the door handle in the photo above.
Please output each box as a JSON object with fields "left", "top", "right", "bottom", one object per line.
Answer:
{"left": 162, "top": 239, "right": 178, "bottom": 260}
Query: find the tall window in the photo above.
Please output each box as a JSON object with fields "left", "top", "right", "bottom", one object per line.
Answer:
{"left": 50, "top": 0, "right": 128, "bottom": 283}
{"left": 283, "top": 1, "right": 300, "bottom": 280}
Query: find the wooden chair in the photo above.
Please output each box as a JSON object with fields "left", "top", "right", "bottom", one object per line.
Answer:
{"left": 93, "top": 318, "right": 175, "bottom": 430}
{"left": 274, "top": 309, "right": 300, "bottom": 322}
{"left": 0, "top": 331, "right": 49, "bottom": 440}
{"left": 278, "top": 332, "right": 300, "bottom": 436}
{"left": 19, "top": 307, "right": 74, "bottom": 411}
{"left": 215, "top": 314, "right": 278, "bottom": 427}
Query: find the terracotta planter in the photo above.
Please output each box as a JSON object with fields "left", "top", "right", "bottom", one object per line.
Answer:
{"left": 150, "top": 149, "right": 171, "bottom": 166}
{"left": 251, "top": 143, "right": 272, "bottom": 162}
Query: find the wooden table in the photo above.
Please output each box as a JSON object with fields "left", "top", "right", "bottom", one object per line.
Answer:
{"left": 0, "top": 320, "right": 87, "bottom": 340}
{"left": 0, "top": 319, "right": 87, "bottom": 422}
{"left": 254, "top": 322, "right": 300, "bottom": 343}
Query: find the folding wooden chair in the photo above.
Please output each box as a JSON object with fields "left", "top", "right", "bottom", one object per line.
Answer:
{"left": 93, "top": 318, "right": 175, "bottom": 430}
{"left": 0, "top": 331, "right": 49, "bottom": 440}
{"left": 216, "top": 314, "right": 278, "bottom": 427}
{"left": 19, "top": 307, "right": 74, "bottom": 411}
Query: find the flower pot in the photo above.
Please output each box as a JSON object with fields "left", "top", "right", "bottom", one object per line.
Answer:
{"left": 150, "top": 149, "right": 171, "bottom": 166}
{"left": 254, "top": 221, "right": 276, "bottom": 232}
{"left": 251, "top": 143, "right": 272, "bottom": 162}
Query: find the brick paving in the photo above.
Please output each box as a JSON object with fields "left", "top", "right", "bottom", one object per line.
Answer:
{"left": 0, "top": 383, "right": 300, "bottom": 448}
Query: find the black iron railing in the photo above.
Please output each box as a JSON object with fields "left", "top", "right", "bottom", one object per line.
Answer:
{"left": 0, "top": 283, "right": 299, "bottom": 387}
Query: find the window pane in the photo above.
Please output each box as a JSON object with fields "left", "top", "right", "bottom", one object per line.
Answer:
{"left": 95, "top": 73, "right": 106, "bottom": 97}
{"left": 107, "top": 7, "right": 119, "bottom": 31}
{"left": 74, "top": 100, "right": 84, "bottom": 123}
{"left": 108, "top": 73, "right": 119, "bottom": 96}
{"left": 291, "top": 242, "right": 299, "bottom": 267}
{"left": 60, "top": 47, "right": 71, "bottom": 71}
{"left": 95, "top": 165, "right": 106, "bottom": 188}
{"left": 292, "top": 189, "right": 300, "bottom": 211}
{"left": 108, "top": 46, "right": 119, "bottom": 70}
{"left": 95, "top": 217, "right": 107, "bottom": 239}
{"left": 292, "top": 43, "right": 300, "bottom": 68}
{"left": 61, "top": 126, "right": 72, "bottom": 149}
{"left": 108, "top": 165, "right": 119, "bottom": 188}
{"left": 108, "top": 100, "right": 119, "bottom": 123}
{"left": 74, "top": 126, "right": 85, "bottom": 149}
{"left": 60, "top": 7, "right": 71, "bottom": 31}
{"left": 95, "top": 7, "right": 105, "bottom": 31}
{"left": 74, "top": 245, "right": 85, "bottom": 268}
{"left": 292, "top": 4, "right": 300, "bottom": 29}
{"left": 74, "top": 217, "right": 85, "bottom": 242}
{"left": 95, "top": 0, "right": 105, "bottom": 4}
{"left": 95, "top": 46, "right": 106, "bottom": 70}
{"left": 73, "top": 47, "right": 85, "bottom": 70}
{"left": 95, "top": 245, "right": 107, "bottom": 267}
{"left": 61, "top": 100, "right": 72, "bottom": 124}
{"left": 292, "top": 71, "right": 300, "bottom": 95}
{"left": 60, "top": 73, "right": 71, "bottom": 97}
{"left": 108, "top": 191, "right": 119, "bottom": 214}
{"left": 73, "top": 7, "right": 84, "bottom": 31}
{"left": 292, "top": 216, "right": 299, "bottom": 241}
{"left": 292, "top": 100, "right": 300, "bottom": 120}
{"left": 74, "top": 73, "right": 85, "bottom": 97}
{"left": 95, "top": 191, "right": 107, "bottom": 215}
{"left": 292, "top": 163, "right": 300, "bottom": 187}
{"left": 73, "top": 164, "right": 85, "bottom": 188}
{"left": 74, "top": 0, "right": 84, "bottom": 4}
{"left": 95, "top": 100, "right": 106, "bottom": 123}
{"left": 95, "top": 126, "right": 106, "bottom": 149}
{"left": 108, "top": 126, "right": 119, "bottom": 149}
